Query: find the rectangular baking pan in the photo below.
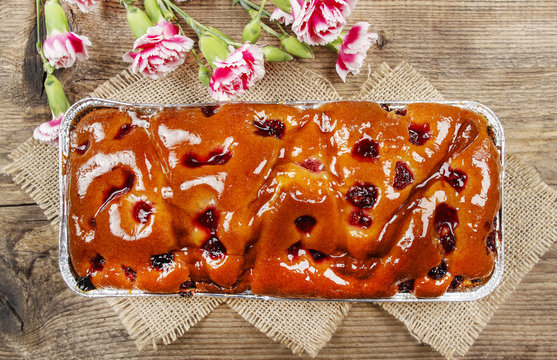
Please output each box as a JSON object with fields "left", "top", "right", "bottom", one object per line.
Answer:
{"left": 58, "top": 98, "right": 505, "bottom": 302}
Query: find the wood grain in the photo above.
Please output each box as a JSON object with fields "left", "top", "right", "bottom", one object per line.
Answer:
{"left": 1, "top": 0, "right": 556, "bottom": 359}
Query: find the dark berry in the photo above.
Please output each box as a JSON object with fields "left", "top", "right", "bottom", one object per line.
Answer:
{"left": 76, "top": 140, "right": 90, "bottom": 155}
{"left": 206, "top": 148, "right": 232, "bottom": 165}
{"left": 346, "top": 182, "right": 378, "bottom": 208}
{"left": 183, "top": 152, "right": 204, "bottom": 168}
{"left": 397, "top": 279, "right": 415, "bottom": 293}
{"left": 77, "top": 276, "right": 95, "bottom": 291}
{"left": 294, "top": 215, "right": 317, "bottom": 233}
{"left": 486, "top": 230, "right": 497, "bottom": 252}
{"left": 299, "top": 158, "right": 324, "bottom": 172}
{"left": 448, "top": 275, "right": 464, "bottom": 291}
{"left": 202, "top": 236, "right": 226, "bottom": 259}
{"left": 471, "top": 278, "right": 483, "bottom": 284}
{"left": 309, "top": 249, "right": 327, "bottom": 262}
{"left": 408, "top": 123, "right": 431, "bottom": 146}
{"left": 349, "top": 210, "right": 372, "bottom": 228}
{"left": 104, "top": 172, "right": 134, "bottom": 203}
{"left": 89, "top": 254, "right": 105, "bottom": 274}
{"left": 380, "top": 104, "right": 406, "bottom": 116}
{"left": 287, "top": 241, "right": 302, "bottom": 257}
{"left": 150, "top": 252, "right": 174, "bottom": 269}
{"left": 352, "top": 138, "right": 379, "bottom": 161}
{"left": 200, "top": 105, "right": 219, "bottom": 117}
{"left": 434, "top": 203, "right": 459, "bottom": 232}
{"left": 114, "top": 123, "right": 136, "bottom": 139}
{"left": 122, "top": 266, "right": 137, "bottom": 282}
{"left": 89, "top": 217, "right": 96, "bottom": 227}
{"left": 253, "top": 119, "right": 285, "bottom": 139}
{"left": 444, "top": 168, "right": 467, "bottom": 192}
{"left": 438, "top": 225, "right": 456, "bottom": 254}
{"left": 393, "top": 161, "right": 414, "bottom": 190}
{"left": 133, "top": 201, "right": 153, "bottom": 224}
{"left": 428, "top": 261, "right": 448, "bottom": 280}
{"left": 180, "top": 280, "right": 196, "bottom": 290}
{"left": 195, "top": 208, "right": 219, "bottom": 233}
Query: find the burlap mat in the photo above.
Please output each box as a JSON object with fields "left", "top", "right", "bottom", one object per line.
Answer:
{"left": 4, "top": 61, "right": 557, "bottom": 359}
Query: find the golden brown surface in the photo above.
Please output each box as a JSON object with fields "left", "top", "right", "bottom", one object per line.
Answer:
{"left": 67, "top": 102, "right": 501, "bottom": 298}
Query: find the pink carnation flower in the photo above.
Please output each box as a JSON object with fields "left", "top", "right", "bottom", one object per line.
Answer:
{"left": 33, "top": 113, "right": 64, "bottom": 146}
{"left": 64, "top": 0, "right": 102, "bottom": 13}
{"left": 291, "top": 0, "right": 357, "bottom": 46}
{"left": 123, "top": 21, "right": 194, "bottom": 79}
{"left": 43, "top": 31, "right": 91, "bottom": 69}
{"left": 209, "top": 42, "right": 265, "bottom": 101}
{"left": 336, "top": 22, "right": 378, "bottom": 82}
{"left": 270, "top": 7, "right": 293, "bottom": 26}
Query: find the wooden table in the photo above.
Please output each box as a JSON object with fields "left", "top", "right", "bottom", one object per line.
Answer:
{"left": 1, "top": 1, "right": 556, "bottom": 358}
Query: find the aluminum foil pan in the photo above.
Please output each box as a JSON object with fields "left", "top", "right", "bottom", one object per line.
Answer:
{"left": 59, "top": 98, "right": 505, "bottom": 302}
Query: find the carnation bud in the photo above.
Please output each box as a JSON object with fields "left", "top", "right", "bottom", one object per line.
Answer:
{"left": 262, "top": 46, "right": 293, "bottom": 62}
{"left": 247, "top": 8, "right": 259, "bottom": 19}
{"left": 242, "top": 18, "right": 261, "bottom": 44}
{"left": 44, "top": 74, "right": 70, "bottom": 118}
{"left": 44, "top": 0, "right": 69, "bottom": 36}
{"left": 199, "top": 33, "right": 230, "bottom": 67}
{"left": 144, "top": 0, "right": 165, "bottom": 24}
{"left": 198, "top": 65, "right": 211, "bottom": 87}
{"left": 280, "top": 35, "right": 314, "bottom": 59}
{"left": 271, "top": 0, "right": 291, "bottom": 13}
{"left": 126, "top": 5, "right": 154, "bottom": 38}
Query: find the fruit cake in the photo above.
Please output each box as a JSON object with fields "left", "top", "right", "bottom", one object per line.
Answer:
{"left": 67, "top": 101, "right": 501, "bottom": 298}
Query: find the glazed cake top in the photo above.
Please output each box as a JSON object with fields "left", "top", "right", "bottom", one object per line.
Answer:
{"left": 67, "top": 101, "right": 501, "bottom": 298}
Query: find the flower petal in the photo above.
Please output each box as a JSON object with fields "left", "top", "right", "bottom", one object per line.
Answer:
{"left": 209, "top": 42, "right": 265, "bottom": 101}
{"left": 123, "top": 21, "right": 194, "bottom": 79}
{"left": 335, "top": 21, "right": 378, "bottom": 81}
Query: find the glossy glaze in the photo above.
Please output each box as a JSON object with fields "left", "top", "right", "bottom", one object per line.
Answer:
{"left": 68, "top": 102, "right": 501, "bottom": 298}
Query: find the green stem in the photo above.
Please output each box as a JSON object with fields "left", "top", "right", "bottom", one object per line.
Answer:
{"left": 237, "top": 0, "right": 288, "bottom": 36}
{"left": 36, "top": 0, "right": 40, "bottom": 42}
{"left": 36, "top": 0, "right": 54, "bottom": 74}
{"left": 260, "top": 20, "right": 282, "bottom": 38}
{"left": 274, "top": 20, "right": 289, "bottom": 35}
{"left": 163, "top": 0, "right": 200, "bottom": 34}
{"left": 164, "top": 0, "right": 242, "bottom": 46}
{"left": 256, "top": 0, "right": 267, "bottom": 19}
{"left": 236, "top": 0, "right": 271, "bottom": 17}
{"left": 191, "top": 49, "right": 204, "bottom": 66}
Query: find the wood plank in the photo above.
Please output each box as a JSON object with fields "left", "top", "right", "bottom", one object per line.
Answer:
{"left": 1, "top": 0, "right": 556, "bottom": 359}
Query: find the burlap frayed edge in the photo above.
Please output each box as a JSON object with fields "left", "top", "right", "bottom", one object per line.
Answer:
{"left": 91, "top": 62, "right": 342, "bottom": 104}
{"left": 273, "top": 62, "right": 342, "bottom": 101}
{"left": 106, "top": 297, "right": 225, "bottom": 350}
{"left": 3, "top": 138, "right": 60, "bottom": 224}
{"left": 358, "top": 61, "right": 444, "bottom": 101}
{"left": 106, "top": 298, "right": 159, "bottom": 351}
{"left": 90, "top": 68, "right": 144, "bottom": 99}
{"left": 227, "top": 299, "right": 351, "bottom": 357}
